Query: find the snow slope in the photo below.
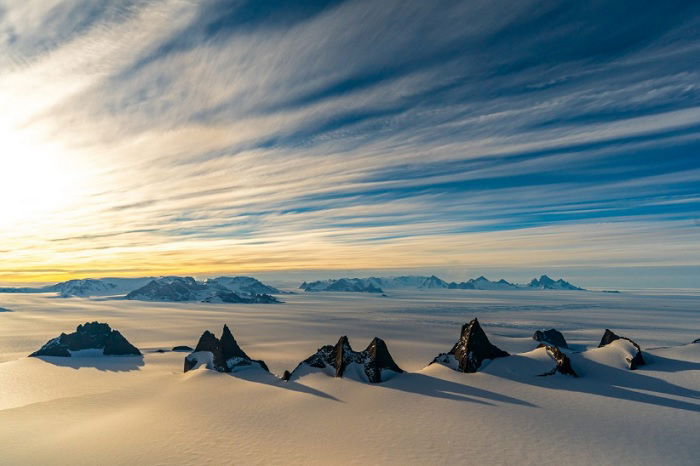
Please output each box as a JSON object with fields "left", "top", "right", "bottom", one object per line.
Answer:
{"left": 0, "top": 289, "right": 698, "bottom": 465}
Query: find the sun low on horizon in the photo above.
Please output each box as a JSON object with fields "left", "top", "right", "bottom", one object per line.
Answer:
{"left": 1, "top": 0, "right": 699, "bottom": 287}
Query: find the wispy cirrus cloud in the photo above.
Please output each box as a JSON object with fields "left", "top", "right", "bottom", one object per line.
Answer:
{"left": 1, "top": 0, "right": 699, "bottom": 283}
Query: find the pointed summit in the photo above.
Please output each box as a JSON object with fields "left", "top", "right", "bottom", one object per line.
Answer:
{"left": 363, "top": 337, "right": 404, "bottom": 383}
{"left": 184, "top": 325, "right": 268, "bottom": 373}
{"left": 286, "top": 335, "right": 403, "bottom": 383}
{"left": 431, "top": 318, "right": 509, "bottom": 372}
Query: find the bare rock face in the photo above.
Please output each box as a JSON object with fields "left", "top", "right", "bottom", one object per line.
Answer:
{"left": 29, "top": 322, "right": 141, "bottom": 357}
{"left": 598, "top": 329, "right": 645, "bottom": 369}
{"left": 431, "top": 318, "right": 509, "bottom": 372}
{"left": 692, "top": 338, "right": 700, "bottom": 344}
{"left": 286, "top": 336, "right": 403, "bottom": 383}
{"left": 184, "top": 325, "right": 268, "bottom": 373}
{"left": 172, "top": 345, "right": 193, "bottom": 352}
{"left": 533, "top": 329, "right": 569, "bottom": 348}
{"left": 537, "top": 344, "right": 578, "bottom": 377}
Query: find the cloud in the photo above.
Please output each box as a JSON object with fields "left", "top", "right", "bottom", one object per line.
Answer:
{"left": 1, "top": 0, "right": 699, "bottom": 282}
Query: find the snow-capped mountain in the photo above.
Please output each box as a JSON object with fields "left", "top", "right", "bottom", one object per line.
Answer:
{"left": 300, "top": 278, "right": 384, "bottom": 293}
{"left": 126, "top": 276, "right": 280, "bottom": 303}
{"left": 373, "top": 275, "right": 448, "bottom": 289}
{"left": 0, "top": 277, "right": 155, "bottom": 297}
{"left": 299, "top": 275, "right": 448, "bottom": 293}
{"left": 205, "top": 276, "right": 281, "bottom": 295}
{"left": 46, "top": 278, "right": 157, "bottom": 297}
{"left": 527, "top": 275, "right": 583, "bottom": 290}
{"left": 448, "top": 276, "right": 518, "bottom": 290}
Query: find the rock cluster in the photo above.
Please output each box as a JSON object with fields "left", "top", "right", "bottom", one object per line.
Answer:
{"left": 598, "top": 329, "right": 645, "bottom": 369}
{"left": 537, "top": 344, "right": 577, "bottom": 377}
{"left": 533, "top": 328, "right": 569, "bottom": 348}
{"left": 431, "top": 318, "right": 509, "bottom": 372}
{"left": 29, "top": 322, "right": 141, "bottom": 357}
{"left": 284, "top": 336, "right": 403, "bottom": 383}
{"left": 184, "top": 325, "right": 268, "bottom": 373}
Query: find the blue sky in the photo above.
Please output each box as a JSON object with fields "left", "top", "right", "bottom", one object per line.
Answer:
{"left": 0, "top": 0, "right": 699, "bottom": 286}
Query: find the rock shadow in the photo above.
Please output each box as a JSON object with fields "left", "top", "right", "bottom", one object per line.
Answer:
{"left": 33, "top": 355, "right": 144, "bottom": 372}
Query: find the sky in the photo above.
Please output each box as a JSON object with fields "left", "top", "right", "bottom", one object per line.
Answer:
{"left": 1, "top": 0, "right": 699, "bottom": 287}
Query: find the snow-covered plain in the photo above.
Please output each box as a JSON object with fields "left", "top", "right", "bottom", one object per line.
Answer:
{"left": 0, "top": 289, "right": 698, "bottom": 465}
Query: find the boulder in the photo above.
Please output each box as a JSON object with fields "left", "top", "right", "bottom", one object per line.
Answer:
{"left": 537, "top": 344, "right": 578, "bottom": 377}
{"left": 598, "top": 329, "right": 645, "bottom": 369}
{"left": 184, "top": 325, "right": 268, "bottom": 373}
{"left": 29, "top": 322, "right": 141, "bottom": 357}
{"left": 533, "top": 328, "right": 569, "bottom": 348}
{"left": 431, "top": 318, "right": 509, "bottom": 372}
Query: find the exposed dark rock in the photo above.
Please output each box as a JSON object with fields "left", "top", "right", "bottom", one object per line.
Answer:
{"left": 153, "top": 349, "right": 167, "bottom": 353}
{"left": 533, "top": 328, "right": 569, "bottom": 348}
{"left": 693, "top": 338, "right": 700, "bottom": 344}
{"left": 172, "top": 345, "right": 193, "bottom": 352}
{"left": 29, "top": 322, "right": 141, "bottom": 357}
{"left": 537, "top": 344, "right": 578, "bottom": 377}
{"left": 282, "top": 370, "right": 291, "bottom": 381}
{"left": 287, "top": 336, "right": 403, "bottom": 383}
{"left": 527, "top": 275, "right": 584, "bottom": 290}
{"left": 184, "top": 325, "right": 268, "bottom": 373}
{"left": 598, "top": 329, "right": 645, "bottom": 369}
{"left": 431, "top": 318, "right": 509, "bottom": 372}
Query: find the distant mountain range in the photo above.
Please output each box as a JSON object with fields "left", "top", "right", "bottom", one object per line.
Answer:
{"left": 300, "top": 274, "right": 584, "bottom": 293}
{"left": 0, "top": 276, "right": 283, "bottom": 302}
{"left": 125, "top": 276, "right": 280, "bottom": 303}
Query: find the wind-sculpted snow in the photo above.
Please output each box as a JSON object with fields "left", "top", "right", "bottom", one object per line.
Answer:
{"left": 598, "top": 329, "right": 645, "bottom": 370}
{"left": 2, "top": 290, "right": 699, "bottom": 465}
{"left": 29, "top": 321, "right": 141, "bottom": 357}
{"left": 284, "top": 336, "right": 403, "bottom": 383}
{"left": 126, "top": 276, "right": 280, "bottom": 303}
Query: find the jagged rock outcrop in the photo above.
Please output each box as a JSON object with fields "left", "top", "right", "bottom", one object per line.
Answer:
{"left": 527, "top": 275, "right": 583, "bottom": 290}
{"left": 533, "top": 328, "right": 569, "bottom": 348}
{"left": 598, "top": 329, "right": 645, "bottom": 369}
{"left": 29, "top": 322, "right": 141, "bottom": 357}
{"left": 448, "top": 276, "right": 517, "bottom": 290}
{"left": 172, "top": 345, "right": 193, "bottom": 352}
{"left": 184, "top": 325, "right": 268, "bottom": 373}
{"left": 286, "top": 336, "right": 403, "bottom": 383}
{"left": 692, "top": 338, "right": 700, "bottom": 344}
{"left": 431, "top": 318, "right": 509, "bottom": 372}
{"left": 537, "top": 344, "right": 578, "bottom": 377}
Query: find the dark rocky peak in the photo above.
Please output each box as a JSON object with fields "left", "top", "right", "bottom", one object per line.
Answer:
{"left": 533, "top": 329, "right": 569, "bottom": 348}
{"left": 537, "top": 344, "right": 577, "bottom": 377}
{"left": 29, "top": 321, "right": 141, "bottom": 357}
{"left": 184, "top": 325, "right": 268, "bottom": 373}
{"left": 598, "top": 329, "right": 645, "bottom": 369}
{"left": 431, "top": 318, "right": 509, "bottom": 373}
{"left": 362, "top": 337, "right": 404, "bottom": 383}
{"left": 288, "top": 335, "right": 403, "bottom": 383}
{"left": 172, "top": 345, "right": 193, "bottom": 352}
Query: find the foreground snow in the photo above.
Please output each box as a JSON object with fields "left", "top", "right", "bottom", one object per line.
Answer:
{"left": 0, "top": 289, "right": 698, "bottom": 465}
